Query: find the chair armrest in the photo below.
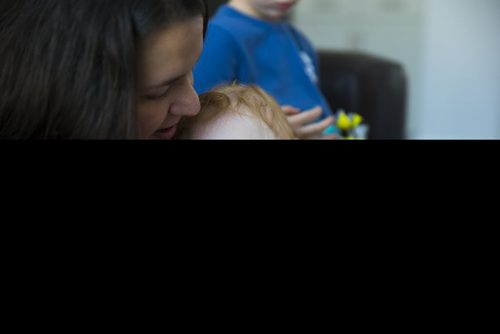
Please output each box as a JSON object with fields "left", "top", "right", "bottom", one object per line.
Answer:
{"left": 318, "top": 50, "right": 407, "bottom": 139}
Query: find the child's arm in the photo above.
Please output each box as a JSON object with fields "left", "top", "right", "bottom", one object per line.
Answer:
{"left": 193, "top": 25, "right": 239, "bottom": 94}
{"left": 282, "top": 106, "right": 336, "bottom": 140}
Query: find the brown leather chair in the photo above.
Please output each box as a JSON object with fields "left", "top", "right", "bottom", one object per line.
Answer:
{"left": 318, "top": 51, "right": 407, "bottom": 139}
{"left": 206, "top": 0, "right": 227, "bottom": 17}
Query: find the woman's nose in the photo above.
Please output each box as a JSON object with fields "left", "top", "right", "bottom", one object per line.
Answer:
{"left": 170, "top": 85, "right": 201, "bottom": 117}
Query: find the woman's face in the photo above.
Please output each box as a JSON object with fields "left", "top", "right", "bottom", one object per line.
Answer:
{"left": 137, "top": 17, "right": 204, "bottom": 139}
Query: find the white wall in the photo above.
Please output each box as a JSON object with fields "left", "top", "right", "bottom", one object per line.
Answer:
{"left": 417, "top": 0, "right": 500, "bottom": 139}
{"left": 294, "top": 0, "right": 500, "bottom": 139}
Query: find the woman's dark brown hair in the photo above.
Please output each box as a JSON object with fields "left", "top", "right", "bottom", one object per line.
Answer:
{"left": 0, "top": 0, "right": 207, "bottom": 139}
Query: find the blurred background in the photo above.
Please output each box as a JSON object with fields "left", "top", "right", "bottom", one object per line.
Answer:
{"left": 293, "top": 0, "right": 500, "bottom": 139}
{"left": 207, "top": 0, "right": 500, "bottom": 139}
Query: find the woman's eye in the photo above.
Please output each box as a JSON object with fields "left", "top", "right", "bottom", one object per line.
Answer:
{"left": 144, "top": 87, "right": 170, "bottom": 100}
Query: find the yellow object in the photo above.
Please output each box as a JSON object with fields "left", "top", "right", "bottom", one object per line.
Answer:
{"left": 351, "top": 113, "right": 363, "bottom": 128}
{"left": 336, "top": 110, "right": 352, "bottom": 131}
{"left": 335, "top": 110, "right": 366, "bottom": 139}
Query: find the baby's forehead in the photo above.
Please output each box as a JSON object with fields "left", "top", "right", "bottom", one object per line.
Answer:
{"left": 192, "top": 108, "right": 276, "bottom": 139}
{"left": 178, "top": 84, "right": 294, "bottom": 139}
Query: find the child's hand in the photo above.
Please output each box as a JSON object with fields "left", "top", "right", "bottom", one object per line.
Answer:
{"left": 282, "top": 106, "right": 336, "bottom": 140}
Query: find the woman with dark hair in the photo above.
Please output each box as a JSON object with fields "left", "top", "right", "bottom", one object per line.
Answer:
{"left": 0, "top": 0, "right": 207, "bottom": 139}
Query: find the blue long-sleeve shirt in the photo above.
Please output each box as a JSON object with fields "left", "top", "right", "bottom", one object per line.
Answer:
{"left": 194, "top": 5, "right": 333, "bottom": 120}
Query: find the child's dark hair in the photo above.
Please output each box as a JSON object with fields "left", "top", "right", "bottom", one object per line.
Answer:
{"left": 0, "top": 0, "right": 207, "bottom": 139}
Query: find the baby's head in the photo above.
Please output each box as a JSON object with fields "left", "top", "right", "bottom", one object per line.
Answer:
{"left": 177, "top": 84, "right": 295, "bottom": 139}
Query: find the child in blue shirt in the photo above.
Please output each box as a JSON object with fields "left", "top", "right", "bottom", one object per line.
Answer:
{"left": 194, "top": 0, "right": 336, "bottom": 139}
